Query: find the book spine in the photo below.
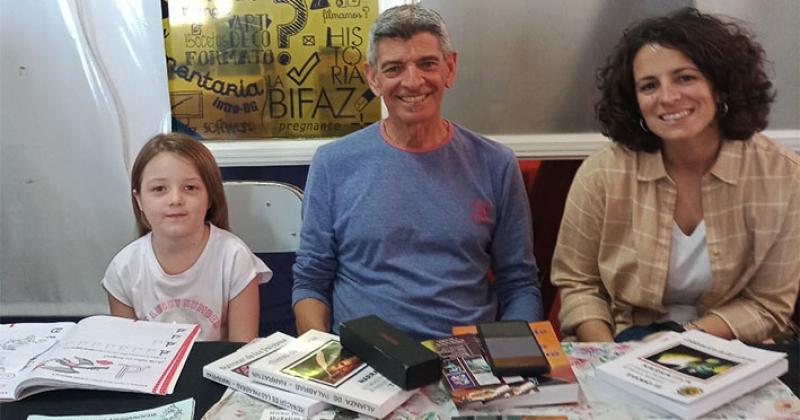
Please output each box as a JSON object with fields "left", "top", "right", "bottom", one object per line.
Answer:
{"left": 203, "top": 369, "right": 315, "bottom": 417}
{"left": 249, "top": 368, "right": 386, "bottom": 418}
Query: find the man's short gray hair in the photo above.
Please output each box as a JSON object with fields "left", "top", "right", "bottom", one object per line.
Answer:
{"left": 367, "top": 4, "right": 453, "bottom": 67}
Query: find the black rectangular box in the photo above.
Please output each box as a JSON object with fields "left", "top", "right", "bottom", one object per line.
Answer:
{"left": 340, "top": 315, "right": 442, "bottom": 390}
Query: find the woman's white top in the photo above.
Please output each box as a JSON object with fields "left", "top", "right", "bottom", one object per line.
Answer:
{"left": 663, "top": 221, "right": 712, "bottom": 323}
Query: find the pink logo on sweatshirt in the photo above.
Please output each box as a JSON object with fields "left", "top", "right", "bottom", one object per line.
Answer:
{"left": 471, "top": 200, "right": 493, "bottom": 225}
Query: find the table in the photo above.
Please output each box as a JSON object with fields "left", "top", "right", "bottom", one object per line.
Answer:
{"left": 2, "top": 340, "right": 797, "bottom": 420}
{"left": 0, "top": 341, "right": 244, "bottom": 420}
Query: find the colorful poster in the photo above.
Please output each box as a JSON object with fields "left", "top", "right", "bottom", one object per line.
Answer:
{"left": 163, "top": 0, "right": 379, "bottom": 140}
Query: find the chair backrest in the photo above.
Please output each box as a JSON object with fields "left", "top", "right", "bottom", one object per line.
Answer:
{"left": 223, "top": 181, "right": 303, "bottom": 253}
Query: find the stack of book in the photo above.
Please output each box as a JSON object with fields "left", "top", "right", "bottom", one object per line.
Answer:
{"left": 204, "top": 330, "right": 416, "bottom": 418}
{"left": 432, "top": 321, "right": 580, "bottom": 409}
{"left": 204, "top": 321, "right": 579, "bottom": 418}
{"left": 595, "top": 329, "right": 788, "bottom": 419}
{"left": 203, "top": 332, "right": 331, "bottom": 417}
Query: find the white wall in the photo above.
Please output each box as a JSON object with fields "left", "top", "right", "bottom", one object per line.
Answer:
{"left": 206, "top": 0, "right": 800, "bottom": 166}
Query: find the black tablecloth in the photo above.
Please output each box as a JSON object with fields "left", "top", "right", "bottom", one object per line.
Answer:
{"left": 0, "top": 341, "right": 244, "bottom": 420}
{"left": 754, "top": 339, "right": 799, "bottom": 396}
{"left": 1, "top": 339, "right": 797, "bottom": 420}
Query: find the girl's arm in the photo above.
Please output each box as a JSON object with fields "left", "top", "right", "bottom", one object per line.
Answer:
{"left": 107, "top": 293, "right": 136, "bottom": 319}
{"left": 227, "top": 275, "right": 261, "bottom": 342}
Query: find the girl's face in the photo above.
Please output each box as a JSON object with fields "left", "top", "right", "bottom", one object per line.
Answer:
{"left": 633, "top": 44, "right": 720, "bottom": 147}
{"left": 134, "top": 152, "right": 209, "bottom": 241}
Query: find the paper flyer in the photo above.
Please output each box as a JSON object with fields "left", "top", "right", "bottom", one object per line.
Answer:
{"left": 26, "top": 397, "right": 194, "bottom": 420}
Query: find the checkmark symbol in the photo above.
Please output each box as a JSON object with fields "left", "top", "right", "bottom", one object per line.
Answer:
{"left": 171, "top": 96, "right": 193, "bottom": 110}
{"left": 287, "top": 52, "right": 320, "bottom": 86}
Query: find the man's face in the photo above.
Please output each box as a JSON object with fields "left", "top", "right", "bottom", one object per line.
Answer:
{"left": 365, "top": 32, "right": 457, "bottom": 128}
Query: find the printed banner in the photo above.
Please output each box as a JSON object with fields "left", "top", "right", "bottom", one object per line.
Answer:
{"left": 163, "top": 0, "right": 379, "bottom": 140}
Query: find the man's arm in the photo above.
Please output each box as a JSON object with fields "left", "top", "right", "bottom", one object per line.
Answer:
{"left": 294, "top": 298, "right": 332, "bottom": 335}
{"left": 491, "top": 157, "right": 543, "bottom": 321}
{"left": 292, "top": 150, "right": 338, "bottom": 335}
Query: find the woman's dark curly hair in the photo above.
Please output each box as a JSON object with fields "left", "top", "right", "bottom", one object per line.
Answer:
{"left": 596, "top": 7, "right": 775, "bottom": 152}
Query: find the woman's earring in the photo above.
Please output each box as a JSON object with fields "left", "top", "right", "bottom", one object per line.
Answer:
{"left": 639, "top": 118, "right": 650, "bottom": 133}
{"left": 719, "top": 101, "right": 729, "bottom": 117}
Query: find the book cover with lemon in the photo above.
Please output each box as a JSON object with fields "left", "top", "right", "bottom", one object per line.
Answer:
{"left": 248, "top": 330, "right": 414, "bottom": 418}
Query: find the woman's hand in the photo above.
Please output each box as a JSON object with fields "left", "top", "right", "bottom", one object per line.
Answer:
{"left": 683, "top": 314, "right": 734, "bottom": 339}
{"left": 576, "top": 319, "right": 615, "bottom": 342}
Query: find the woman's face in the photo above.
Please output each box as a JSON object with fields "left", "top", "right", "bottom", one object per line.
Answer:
{"left": 633, "top": 44, "right": 720, "bottom": 147}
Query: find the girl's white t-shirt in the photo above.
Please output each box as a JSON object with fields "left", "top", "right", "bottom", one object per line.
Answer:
{"left": 102, "top": 223, "right": 271, "bottom": 341}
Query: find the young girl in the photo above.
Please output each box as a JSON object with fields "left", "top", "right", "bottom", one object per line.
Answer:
{"left": 102, "top": 133, "right": 271, "bottom": 342}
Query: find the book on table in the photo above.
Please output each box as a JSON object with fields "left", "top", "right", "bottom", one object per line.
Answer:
{"left": 0, "top": 315, "right": 199, "bottom": 402}
{"left": 203, "top": 331, "right": 330, "bottom": 417}
{"left": 595, "top": 329, "right": 788, "bottom": 419}
{"left": 437, "top": 320, "right": 579, "bottom": 408}
{"left": 248, "top": 329, "right": 416, "bottom": 418}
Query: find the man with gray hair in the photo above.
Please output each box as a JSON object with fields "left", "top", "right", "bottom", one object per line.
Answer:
{"left": 292, "top": 4, "right": 542, "bottom": 340}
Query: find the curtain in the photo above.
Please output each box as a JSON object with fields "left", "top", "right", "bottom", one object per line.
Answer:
{"left": 0, "top": 0, "right": 169, "bottom": 316}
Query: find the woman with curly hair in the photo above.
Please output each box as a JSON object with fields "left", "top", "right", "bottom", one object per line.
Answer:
{"left": 552, "top": 8, "right": 800, "bottom": 343}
